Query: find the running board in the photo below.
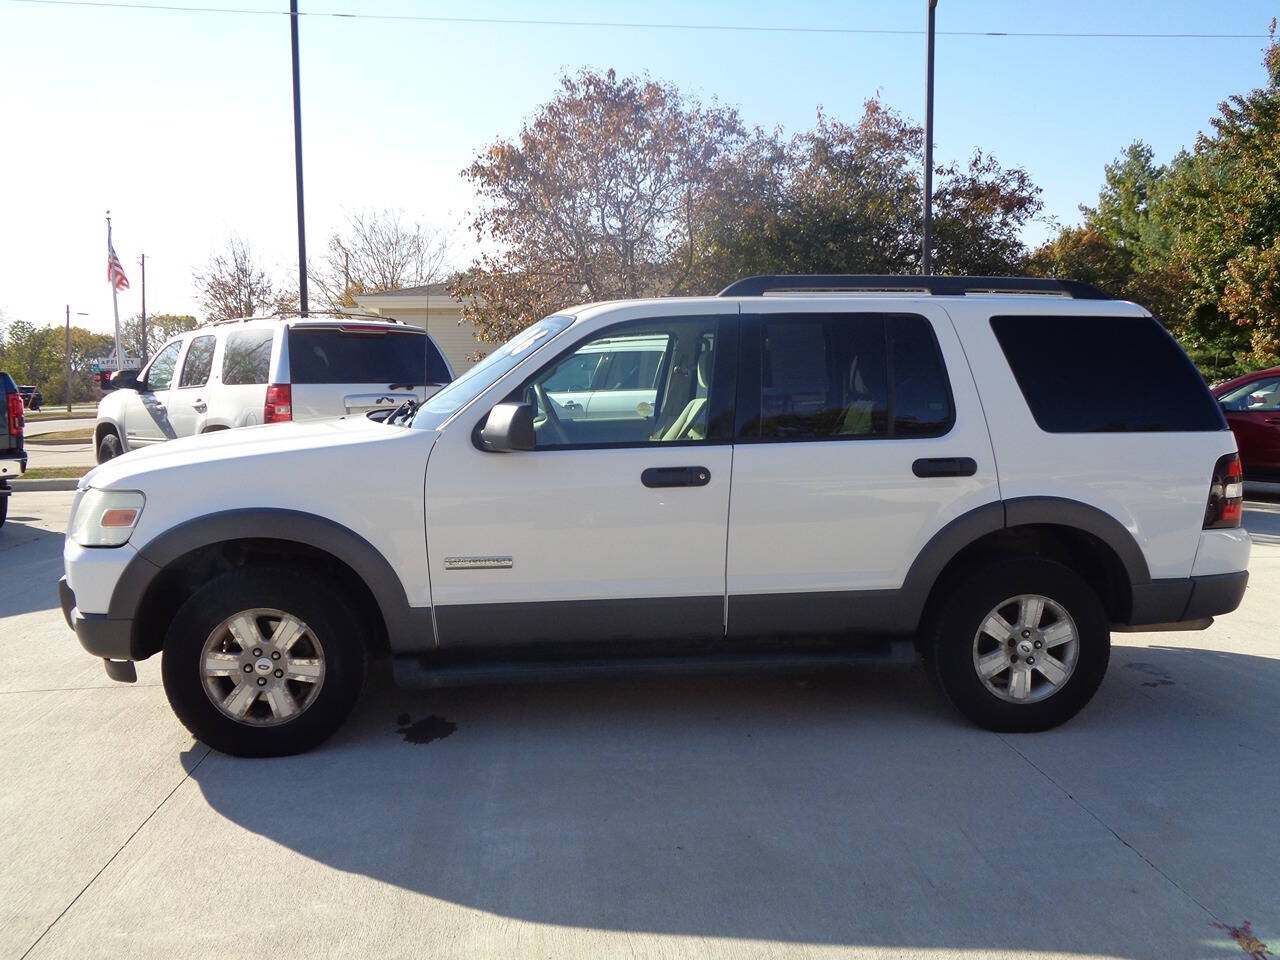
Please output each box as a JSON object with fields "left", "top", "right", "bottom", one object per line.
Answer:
{"left": 392, "top": 642, "right": 919, "bottom": 689}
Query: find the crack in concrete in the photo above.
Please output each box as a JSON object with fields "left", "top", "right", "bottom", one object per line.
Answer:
{"left": 17, "top": 744, "right": 214, "bottom": 960}
{"left": 996, "top": 733, "right": 1223, "bottom": 925}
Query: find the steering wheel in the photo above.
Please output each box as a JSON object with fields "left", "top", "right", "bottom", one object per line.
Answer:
{"left": 531, "top": 381, "right": 571, "bottom": 445}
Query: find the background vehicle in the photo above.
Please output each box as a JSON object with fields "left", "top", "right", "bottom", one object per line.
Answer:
{"left": 1213, "top": 366, "right": 1280, "bottom": 480}
{"left": 0, "top": 373, "right": 28, "bottom": 527}
{"left": 61, "top": 276, "right": 1250, "bottom": 756}
{"left": 92, "top": 314, "right": 454, "bottom": 463}
{"left": 18, "top": 384, "right": 42, "bottom": 410}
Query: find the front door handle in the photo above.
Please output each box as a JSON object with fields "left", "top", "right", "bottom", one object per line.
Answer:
{"left": 641, "top": 466, "right": 711, "bottom": 488}
{"left": 912, "top": 457, "right": 977, "bottom": 478}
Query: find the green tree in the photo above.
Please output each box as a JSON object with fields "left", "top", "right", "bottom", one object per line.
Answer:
{"left": 122, "top": 313, "right": 198, "bottom": 360}
{"left": 450, "top": 68, "right": 749, "bottom": 344}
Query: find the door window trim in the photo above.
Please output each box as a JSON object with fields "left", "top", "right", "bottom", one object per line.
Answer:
{"left": 734, "top": 311, "right": 956, "bottom": 444}
{"left": 475, "top": 314, "right": 740, "bottom": 452}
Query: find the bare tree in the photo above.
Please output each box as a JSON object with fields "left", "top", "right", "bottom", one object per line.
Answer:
{"left": 193, "top": 237, "right": 291, "bottom": 322}
{"left": 311, "top": 209, "right": 452, "bottom": 309}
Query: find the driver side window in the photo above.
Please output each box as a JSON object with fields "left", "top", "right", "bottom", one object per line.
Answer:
{"left": 519, "top": 317, "right": 729, "bottom": 449}
{"left": 145, "top": 340, "right": 183, "bottom": 392}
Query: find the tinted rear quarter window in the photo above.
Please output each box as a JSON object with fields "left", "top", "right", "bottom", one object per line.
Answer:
{"left": 990, "top": 314, "right": 1226, "bottom": 433}
{"left": 287, "top": 328, "right": 449, "bottom": 385}
{"left": 222, "top": 330, "right": 275, "bottom": 386}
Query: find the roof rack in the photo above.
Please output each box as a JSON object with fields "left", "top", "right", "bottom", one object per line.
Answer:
{"left": 716, "top": 275, "right": 1109, "bottom": 300}
{"left": 200, "top": 310, "right": 406, "bottom": 328}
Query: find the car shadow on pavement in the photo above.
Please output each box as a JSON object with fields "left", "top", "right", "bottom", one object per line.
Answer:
{"left": 0, "top": 518, "right": 65, "bottom": 616}
{"left": 186, "top": 644, "right": 1280, "bottom": 959}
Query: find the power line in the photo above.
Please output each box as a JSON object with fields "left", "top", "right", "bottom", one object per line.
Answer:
{"left": 3, "top": 0, "right": 1273, "bottom": 40}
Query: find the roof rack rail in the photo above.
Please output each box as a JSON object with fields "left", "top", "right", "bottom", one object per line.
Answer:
{"left": 716, "top": 275, "right": 1109, "bottom": 300}
{"left": 199, "top": 310, "right": 405, "bottom": 328}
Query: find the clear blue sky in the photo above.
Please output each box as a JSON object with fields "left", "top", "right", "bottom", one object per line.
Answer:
{"left": 0, "top": 0, "right": 1276, "bottom": 336}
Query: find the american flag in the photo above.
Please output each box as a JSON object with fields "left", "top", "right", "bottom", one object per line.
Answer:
{"left": 108, "top": 241, "right": 130, "bottom": 291}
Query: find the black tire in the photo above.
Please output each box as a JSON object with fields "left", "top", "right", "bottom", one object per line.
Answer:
{"left": 926, "top": 557, "right": 1110, "bottom": 732}
{"left": 161, "top": 566, "right": 368, "bottom": 757}
{"left": 0, "top": 488, "right": 8, "bottom": 527}
{"left": 96, "top": 431, "right": 122, "bottom": 463}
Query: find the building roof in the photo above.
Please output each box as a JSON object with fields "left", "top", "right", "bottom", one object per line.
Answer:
{"left": 360, "top": 283, "right": 451, "bottom": 298}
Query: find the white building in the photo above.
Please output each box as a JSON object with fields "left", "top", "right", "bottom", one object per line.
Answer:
{"left": 353, "top": 284, "right": 490, "bottom": 374}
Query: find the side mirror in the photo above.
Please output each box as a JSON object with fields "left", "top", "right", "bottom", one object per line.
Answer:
{"left": 479, "top": 402, "right": 535, "bottom": 452}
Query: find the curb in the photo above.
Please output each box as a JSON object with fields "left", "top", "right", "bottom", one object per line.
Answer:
{"left": 23, "top": 438, "right": 92, "bottom": 447}
{"left": 7, "top": 478, "right": 83, "bottom": 492}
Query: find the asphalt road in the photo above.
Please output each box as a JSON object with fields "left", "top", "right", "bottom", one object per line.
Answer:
{"left": 2, "top": 490, "right": 1278, "bottom": 960}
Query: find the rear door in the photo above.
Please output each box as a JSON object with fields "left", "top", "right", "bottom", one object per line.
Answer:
{"left": 725, "top": 303, "right": 999, "bottom": 637}
{"left": 285, "top": 325, "right": 451, "bottom": 420}
{"left": 167, "top": 333, "right": 216, "bottom": 437}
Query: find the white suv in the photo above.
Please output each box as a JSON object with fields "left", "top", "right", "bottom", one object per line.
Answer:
{"left": 93, "top": 314, "right": 453, "bottom": 462}
{"left": 59, "top": 276, "right": 1251, "bottom": 756}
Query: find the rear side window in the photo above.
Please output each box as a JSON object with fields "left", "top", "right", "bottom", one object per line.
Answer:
{"left": 178, "top": 335, "right": 215, "bottom": 388}
{"left": 749, "top": 313, "right": 953, "bottom": 441}
{"left": 990, "top": 315, "right": 1227, "bottom": 433}
{"left": 287, "top": 328, "right": 450, "bottom": 385}
{"left": 222, "top": 330, "right": 274, "bottom": 386}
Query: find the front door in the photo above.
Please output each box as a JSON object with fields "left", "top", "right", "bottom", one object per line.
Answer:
{"left": 424, "top": 310, "right": 737, "bottom": 649}
{"left": 123, "top": 339, "right": 183, "bottom": 446}
{"left": 725, "top": 303, "right": 1000, "bottom": 638}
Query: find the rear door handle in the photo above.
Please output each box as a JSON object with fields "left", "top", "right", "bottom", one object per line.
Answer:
{"left": 641, "top": 466, "right": 711, "bottom": 488}
{"left": 192, "top": 400, "right": 207, "bottom": 412}
{"left": 912, "top": 457, "right": 977, "bottom": 478}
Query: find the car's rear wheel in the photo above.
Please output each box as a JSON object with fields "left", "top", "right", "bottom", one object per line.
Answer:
{"left": 161, "top": 566, "right": 367, "bottom": 756}
{"left": 927, "top": 558, "right": 1110, "bottom": 732}
{"left": 96, "top": 430, "right": 122, "bottom": 463}
{"left": 0, "top": 484, "right": 8, "bottom": 527}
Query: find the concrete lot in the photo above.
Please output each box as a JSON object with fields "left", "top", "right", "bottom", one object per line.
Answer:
{"left": 1, "top": 490, "right": 1277, "bottom": 960}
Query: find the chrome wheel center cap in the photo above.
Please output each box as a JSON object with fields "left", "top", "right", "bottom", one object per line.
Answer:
{"left": 254, "top": 657, "right": 274, "bottom": 674}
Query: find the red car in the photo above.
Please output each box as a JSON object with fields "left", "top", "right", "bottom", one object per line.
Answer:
{"left": 1213, "top": 366, "right": 1280, "bottom": 479}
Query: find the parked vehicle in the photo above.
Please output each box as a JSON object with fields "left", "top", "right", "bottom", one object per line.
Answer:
{"left": 92, "top": 314, "right": 454, "bottom": 463}
{"left": 60, "top": 275, "right": 1250, "bottom": 756}
{"left": 1212, "top": 366, "right": 1280, "bottom": 480}
{"left": 18, "top": 384, "right": 42, "bottom": 411}
{"left": 1, "top": 373, "right": 28, "bottom": 527}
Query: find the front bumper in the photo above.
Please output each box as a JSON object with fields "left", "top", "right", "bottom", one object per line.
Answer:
{"left": 59, "top": 576, "right": 137, "bottom": 682}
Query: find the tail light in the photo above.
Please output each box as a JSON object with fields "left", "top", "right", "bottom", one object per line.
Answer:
{"left": 1204, "top": 453, "right": 1244, "bottom": 529}
{"left": 264, "top": 383, "right": 292, "bottom": 423}
{"left": 6, "top": 391, "right": 23, "bottom": 437}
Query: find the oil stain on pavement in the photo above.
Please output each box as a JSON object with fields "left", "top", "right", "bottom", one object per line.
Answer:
{"left": 395, "top": 713, "right": 458, "bottom": 745}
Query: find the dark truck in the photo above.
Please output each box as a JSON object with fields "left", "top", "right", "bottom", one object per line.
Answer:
{"left": 0, "top": 372, "right": 28, "bottom": 526}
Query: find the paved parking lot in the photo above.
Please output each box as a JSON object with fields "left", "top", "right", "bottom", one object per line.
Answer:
{"left": 2, "top": 490, "right": 1278, "bottom": 960}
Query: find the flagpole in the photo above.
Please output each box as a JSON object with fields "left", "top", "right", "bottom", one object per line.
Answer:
{"left": 107, "top": 211, "right": 124, "bottom": 371}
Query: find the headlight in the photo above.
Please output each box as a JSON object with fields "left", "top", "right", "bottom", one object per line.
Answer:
{"left": 70, "top": 488, "right": 146, "bottom": 547}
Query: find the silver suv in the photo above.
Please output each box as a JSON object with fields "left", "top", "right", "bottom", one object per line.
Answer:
{"left": 93, "top": 314, "right": 453, "bottom": 462}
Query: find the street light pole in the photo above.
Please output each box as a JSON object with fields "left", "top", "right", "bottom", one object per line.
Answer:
{"left": 65, "top": 307, "right": 88, "bottom": 413}
{"left": 922, "top": 0, "right": 938, "bottom": 276}
{"left": 139, "top": 252, "right": 148, "bottom": 362}
{"left": 290, "top": 0, "right": 309, "bottom": 316}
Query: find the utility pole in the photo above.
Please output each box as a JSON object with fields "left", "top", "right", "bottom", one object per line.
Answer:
{"left": 922, "top": 0, "right": 938, "bottom": 276}
{"left": 65, "top": 305, "right": 71, "bottom": 413}
{"left": 290, "top": 0, "right": 309, "bottom": 316}
{"left": 139, "top": 253, "right": 148, "bottom": 362}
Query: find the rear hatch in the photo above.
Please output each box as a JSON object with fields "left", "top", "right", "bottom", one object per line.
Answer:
{"left": 284, "top": 324, "right": 453, "bottom": 420}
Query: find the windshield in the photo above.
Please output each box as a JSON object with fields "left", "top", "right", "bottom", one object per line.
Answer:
{"left": 409, "top": 314, "right": 575, "bottom": 430}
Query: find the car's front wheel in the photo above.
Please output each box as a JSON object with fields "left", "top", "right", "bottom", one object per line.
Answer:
{"left": 161, "top": 566, "right": 367, "bottom": 756}
{"left": 96, "top": 430, "right": 122, "bottom": 463}
{"left": 927, "top": 557, "right": 1110, "bottom": 732}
